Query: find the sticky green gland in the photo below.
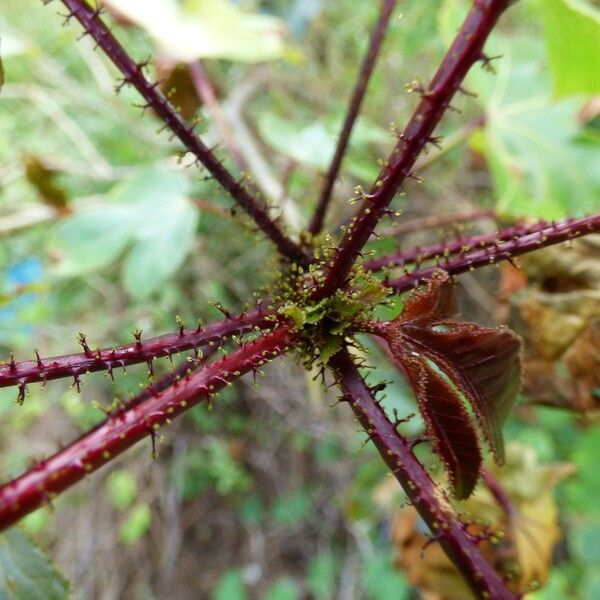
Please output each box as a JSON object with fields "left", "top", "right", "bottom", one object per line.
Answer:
{"left": 273, "top": 262, "right": 391, "bottom": 369}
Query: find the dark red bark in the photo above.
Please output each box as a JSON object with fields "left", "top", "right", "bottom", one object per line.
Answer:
{"left": 0, "top": 325, "right": 293, "bottom": 531}
{"left": 330, "top": 350, "right": 516, "bottom": 600}
{"left": 387, "top": 213, "right": 600, "bottom": 293}
{"left": 1, "top": 310, "right": 271, "bottom": 391}
{"left": 57, "top": 0, "right": 307, "bottom": 264}
{"left": 313, "top": 0, "right": 511, "bottom": 300}
{"left": 309, "top": 0, "right": 398, "bottom": 235}
{"left": 364, "top": 220, "right": 549, "bottom": 272}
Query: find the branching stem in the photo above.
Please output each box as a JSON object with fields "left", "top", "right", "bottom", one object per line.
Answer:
{"left": 387, "top": 213, "right": 600, "bottom": 293}
{"left": 330, "top": 350, "right": 516, "bottom": 600}
{"left": 365, "top": 219, "right": 550, "bottom": 272}
{"left": 308, "top": 0, "right": 397, "bottom": 235}
{"left": 313, "top": 0, "right": 511, "bottom": 300}
{"left": 56, "top": 0, "right": 307, "bottom": 264}
{"left": 376, "top": 208, "right": 496, "bottom": 240}
{"left": 0, "top": 325, "right": 293, "bottom": 531}
{"left": 0, "top": 310, "right": 271, "bottom": 390}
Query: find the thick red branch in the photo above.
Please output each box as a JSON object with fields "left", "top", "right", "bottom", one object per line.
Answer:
{"left": 330, "top": 350, "right": 516, "bottom": 600}
{"left": 387, "top": 213, "right": 600, "bottom": 293}
{"left": 365, "top": 219, "right": 549, "bottom": 272}
{"left": 56, "top": 0, "right": 307, "bottom": 264}
{"left": 308, "top": 0, "right": 397, "bottom": 235}
{"left": 0, "top": 310, "right": 271, "bottom": 391}
{"left": 313, "top": 0, "right": 511, "bottom": 300}
{"left": 0, "top": 325, "right": 293, "bottom": 531}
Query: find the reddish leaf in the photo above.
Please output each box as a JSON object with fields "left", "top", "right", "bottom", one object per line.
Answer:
{"left": 402, "top": 357, "right": 482, "bottom": 500}
{"left": 387, "top": 271, "right": 522, "bottom": 466}
{"left": 400, "top": 269, "right": 457, "bottom": 322}
{"left": 402, "top": 322, "right": 521, "bottom": 462}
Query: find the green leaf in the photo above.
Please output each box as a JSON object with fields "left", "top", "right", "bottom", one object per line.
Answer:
{"left": 122, "top": 199, "right": 198, "bottom": 299}
{"left": 102, "top": 0, "right": 286, "bottom": 63}
{"left": 212, "top": 569, "right": 246, "bottom": 600}
{"left": 564, "top": 426, "right": 600, "bottom": 515}
{"left": 52, "top": 167, "right": 197, "bottom": 297}
{"left": 439, "top": 2, "right": 600, "bottom": 218}
{"left": 106, "top": 470, "right": 137, "bottom": 510}
{"left": 0, "top": 529, "right": 69, "bottom": 600}
{"left": 239, "top": 495, "right": 264, "bottom": 525}
{"left": 319, "top": 335, "right": 342, "bottom": 365}
{"left": 472, "top": 44, "right": 600, "bottom": 218}
{"left": 307, "top": 553, "right": 337, "bottom": 599}
{"left": 570, "top": 522, "right": 600, "bottom": 566}
{"left": 119, "top": 503, "right": 151, "bottom": 544}
{"left": 352, "top": 277, "right": 389, "bottom": 307}
{"left": 257, "top": 113, "right": 388, "bottom": 180}
{"left": 20, "top": 512, "right": 48, "bottom": 537}
{"left": 271, "top": 490, "right": 311, "bottom": 526}
{"left": 304, "top": 301, "right": 327, "bottom": 324}
{"left": 53, "top": 206, "right": 134, "bottom": 275}
{"left": 364, "top": 552, "right": 409, "bottom": 600}
{"left": 539, "top": 0, "right": 600, "bottom": 98}
{"left": 107, "top": 165, "right": 190, "bottom": 205}
{"left": 264, "top": 579, "right": 300, "bottom": 600}
{"left": 258, "top": 114, "right": 336, "bottom": 170}
{"left": 280, "top": 304, "right": 306, "bottom": 329}
{"left": 582, "top": 570, "right": 600, "bottom": 600}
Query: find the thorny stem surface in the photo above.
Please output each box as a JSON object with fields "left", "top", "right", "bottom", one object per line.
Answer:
{"left": 313, "top": 0, "right": 511, "bottom": 300}
{"left": 387, "top": 213, "right": 600, "bottom": 293}
{"left": 365, "top": 219, "right": 551, "bottom": 272}
{"left": 56, "top": 0, "right": 307, "bottom": 265}
{"left": 0, "top": 310, "right": 271, "bottom": 393}
{"left": 308, "top": 0, "right": 397, "bottom": 235}
{"left": 6, "top": 211, "right": 589, "bottom": 396}
{"left": 377, "top": 208, "right": 496, "bottom": 239}
{"left": 413, "top": 113, "right": 486, "bottom": 172}
{"left": 121, "top": 344, "right": 220, "bottom": 410}
{"left": 0, "top": 325, "right": 293, "bottom": 531}
{"left": 7, "top": 1, "right": 593, "bottom": 594}
{"left": 330, "top": 350, "right": 516, "bottom": 600}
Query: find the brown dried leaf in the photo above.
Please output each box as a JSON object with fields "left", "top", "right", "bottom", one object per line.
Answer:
{"left": 563, "top": 319, "right": 600, "bottom": 410}
{"left": 155, "top": 60, "right": 201, "bottom": 122}
{"left": 519, "top": 293, "right": 590, "bottom": 359}
{"left": 23, "top": 155, "right": 69, "bottom": 213}
{"left": 512, "top": 236, "right": 600, "bottom": 411}
{"left": 391, "top": 443, "right": 574, "bottom": 599}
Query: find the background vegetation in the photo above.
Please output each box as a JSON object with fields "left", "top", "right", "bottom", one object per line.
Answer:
{"left": 1, "top": 0, "right": 599, "bottom": 598}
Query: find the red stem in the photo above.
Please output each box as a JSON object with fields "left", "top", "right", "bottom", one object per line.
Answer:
{"left": 387, "top": 213, "right": 600, "bottom": 293}
{"left": 0, "top": 309, "right": 271, "bottom": 392}
{"left": 0, "top": 325, "right": 293, "bottom": 531}
{"left": 482, "top": 467, "right": 515, "bottom": 519}
{"left": 57, "top": 0, "right": 307, "bottom": 265}
{"left": 308, "top": 0, "right": 397, "bottom": 235}
{"left": 365, "top": 219, "right": 549, "bottom": 272}
{"left": 124, "top": 344, "right": 220, "bottom": 410}
{"left": 330, "top": 350, "right": 516, "bottom": 600}
{"left": 313, "top": 0, "right": 511, "bottom": 300}
{"left": 8, "top": 213, "right": 592, "bottom": 395}
{"left": 376, "top": 208, "right": 497, "bottom": 241}
{"left": 188, "top": 61, "right": 247, "bottom": 172}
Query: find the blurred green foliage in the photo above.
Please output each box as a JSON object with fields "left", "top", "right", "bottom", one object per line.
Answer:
{"left": 0, "top": 529, "right": 69, "bottom": 599}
